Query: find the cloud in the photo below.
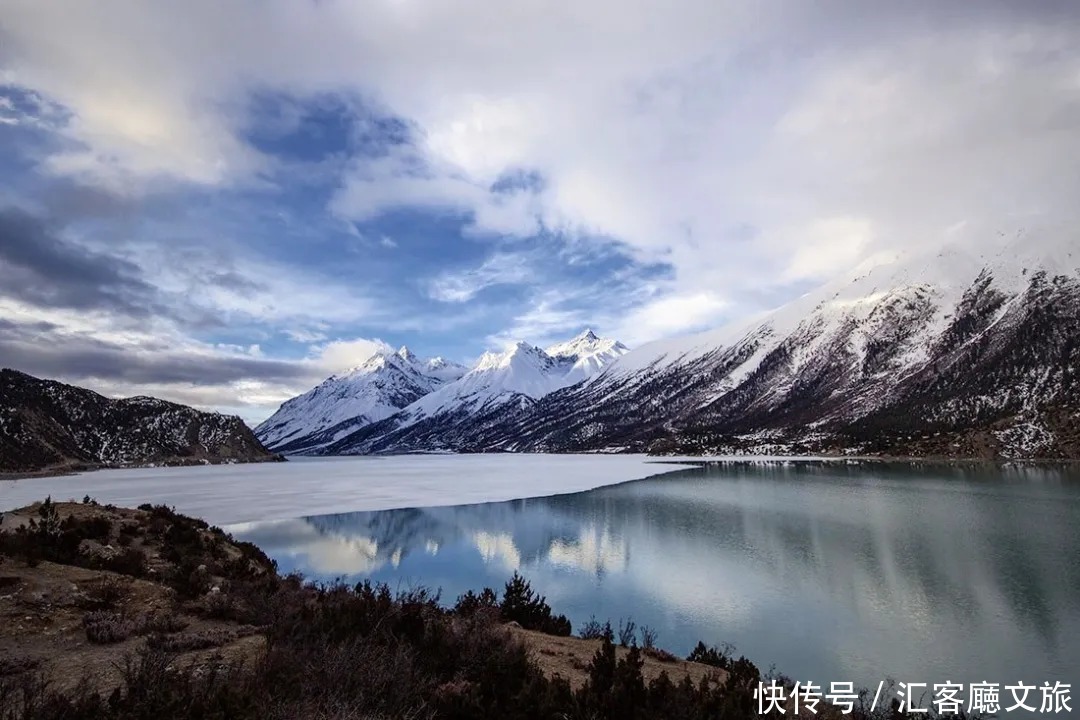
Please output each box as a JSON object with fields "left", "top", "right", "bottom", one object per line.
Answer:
{"left": 309, "top": 338, "right": 392, "bottom": 373}
{"left": 0, "top": 317, "right": 302, "bottom": 386}
{"left": 0, "top": 207, "right": 162, "bottom": 317}
{"left": 0, "top": 204, "right": 381, "bottom": 333}
{"left": 2, "top": 0, "right": 1079, "bottom": 409}
{"left": 611, "top": 292, "right": 729, "bottom": 346}
{"left": 484, "top": 297, "right": 587, "bottom": 350}
{"left": 0, "top": 203, "right": 399, "bottom": 422}
{"left": 780, "top": 217, "right": 875, "bottom": 282}
{"left": 0, "top": 306, "right": 398, "bottom": 423}
{"left": 427, "top": 252, "right": 535, "bottom": 303}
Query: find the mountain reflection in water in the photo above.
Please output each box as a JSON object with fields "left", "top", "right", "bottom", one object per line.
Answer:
{"left": 229, "top": 461, "right": 1080, "bottom": 693}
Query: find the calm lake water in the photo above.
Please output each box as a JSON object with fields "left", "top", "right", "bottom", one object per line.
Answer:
{"left": 230, "top": 461, "right": 1080, "bottom": 696}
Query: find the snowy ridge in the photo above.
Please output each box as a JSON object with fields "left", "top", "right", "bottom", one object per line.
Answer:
{"left": 405, "top": 331, "right": 626, "bottom": 421}
{"left": 528, "top": 224, "right": 1080, "bottom": 458}
{"left": 265, "top": 225, "right": 1079, "bottom": 459}
{"left": 325, "top": 224, "right": 1079, "bottom": 459}
{"left": 255, "top": 345, "right": 466, "bottom": 453}
{"left": 605, "top": 225, "right": 1076, "bottom": 379}
{"left": 263, "top": 329, "right": 627, "bottom": 454}
{"left": 546, "top": 329, "right": 630, "bottom": 386}
{"left": 321, "top": 330, "right": 629, "bottom": 453}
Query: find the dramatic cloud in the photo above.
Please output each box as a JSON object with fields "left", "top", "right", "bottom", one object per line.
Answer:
{"left": 0, "top": 208, "right": 161, "bottom": 317}
{"left": 0, "top": 317, "right": 301, "bottom": 386}
{"left": 1, "top": 0, "right": 1077, "bottom": 420}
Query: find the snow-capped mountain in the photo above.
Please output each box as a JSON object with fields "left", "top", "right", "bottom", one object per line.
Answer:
{"left": 319, "top": 330, "right": 629, "bottom": 454}
{"left": 0, "top": 369, "right": 279, "bottom": 473}
{"left": 410, "top": 330, "right": 627, "bottom": 418}
{"left": 545, "top": 329, "right": 630, "bottom": 386}
{"left": 332, "top": 225, "right": 1079, "bottom": 459}
{"left": 255, "top": 345, "right": 466, "bottom": 453}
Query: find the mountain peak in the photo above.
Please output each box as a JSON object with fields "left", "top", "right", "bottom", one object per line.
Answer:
{"left": 545, "top": 329, "right": 626, "bottom": 360}
{"left": 474, "top": 342, "right": 547, "bottom": 372}
{"left": 397, "top": 346, "right": 417, "bottom": 363}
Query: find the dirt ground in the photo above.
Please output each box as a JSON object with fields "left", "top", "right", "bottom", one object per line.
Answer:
{"left": 0, "top": 503, "right": 266, "bottom": 693}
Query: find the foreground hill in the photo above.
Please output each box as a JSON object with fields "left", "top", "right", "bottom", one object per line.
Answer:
{"left": 0, "top": 369, "right": 280, "bottom": 474}
{"left": 0, "top": 499, "right": 792, "bottom": 720}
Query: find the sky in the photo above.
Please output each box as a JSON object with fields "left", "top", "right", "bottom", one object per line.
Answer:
{"left": 1, "top": 1, "right": 1079, "bottom": 425}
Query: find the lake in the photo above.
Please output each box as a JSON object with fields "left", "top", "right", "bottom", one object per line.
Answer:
{"left": 228, "top": 460, "right": 1080, "bottom": 699}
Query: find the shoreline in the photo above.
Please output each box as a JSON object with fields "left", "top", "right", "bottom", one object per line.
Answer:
{"left": 4, "top": 452, "right": 1076, "bottom": 529}
{"left": 0, "top": 454, "right": 287, "bottom": 482}
{"left": 5, "top": 449, "right": 1078, "bottom": 483}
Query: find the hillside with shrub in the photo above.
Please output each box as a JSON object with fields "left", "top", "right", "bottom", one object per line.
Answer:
{"left": 1, "top": 499, "right": 954, "bottom": 719}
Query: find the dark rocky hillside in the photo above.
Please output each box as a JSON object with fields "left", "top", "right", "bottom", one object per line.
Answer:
{"left": 0, "top": 369, "right": 281, "bottom": 474}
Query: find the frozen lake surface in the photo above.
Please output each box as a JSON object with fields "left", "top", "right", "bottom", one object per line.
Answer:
{"left": 0, "top": 454, "right": 703, "bottom": 524}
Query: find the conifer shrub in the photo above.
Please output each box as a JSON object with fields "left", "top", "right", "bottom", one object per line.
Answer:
{"left": 499, "top": 572, "right": 572, "bottom": 636}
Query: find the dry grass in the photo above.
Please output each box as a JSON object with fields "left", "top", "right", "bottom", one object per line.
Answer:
{"left": 510, "top": 626, "right": 724, "bottom": 691}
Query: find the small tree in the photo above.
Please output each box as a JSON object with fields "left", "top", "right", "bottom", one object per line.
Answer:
{"left": 454, "top": 587, "right": 499, "bottom": 617}
{"left": 639, "top": 624, "right": 658, "bottom": 650}
{"left": 617, "top": 617, "right": 636, "bottom": 647}
{"left": 500, "top": 572, "right": 571, "bottom": 636}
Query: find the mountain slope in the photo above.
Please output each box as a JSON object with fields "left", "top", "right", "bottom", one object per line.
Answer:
{"left": 0, "top": 369, "right": 280, "bottom": 474}
{"left": 333, "top": 226, "right": 1079, "bottom": 459}
{"left": 255, "top": 345, "right": 466, "bottom": 453}
{"left": 324, "top": 330, "right": 629, "bottom": 454}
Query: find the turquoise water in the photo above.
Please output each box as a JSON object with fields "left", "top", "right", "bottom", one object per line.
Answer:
{"left": 231, "top": 461, "right": 1080, "bottom": 702}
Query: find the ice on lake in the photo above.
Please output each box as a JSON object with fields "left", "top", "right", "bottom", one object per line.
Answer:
{"left": 0, "top": 454, "right": 703, "bottom": 525}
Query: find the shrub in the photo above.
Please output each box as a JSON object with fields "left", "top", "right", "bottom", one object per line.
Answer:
{"left": 0, "top": 656, "right": 39, "bottom": 677}
{"left": 454, "top": 587, "right": 499, "bottom": 618}
{"left": 118, "top": 522, "right": 141, "bottom": 538}
{"left": 100, "top": 547, "right": 148, "bottom": 578}
{"left": 1, "top": 575, "right": 787, "bottom": 720}
{"left": 83, "top": 610, "right": 188, "bottom": 645}
{"left": 643, "top": 647, "right": 678, "bottom": 663}
{"left": 141, "top": 612, "right": 189, "bottom": 634}
{"left": 232, "top": 539, "right": 275, "bottom": 570}
{"left": 687, "top": 640, "right": 734, "bottom": 669}
{"left": 76, "top": 515, "right": 113, "bottom": 542}
{"left": 76, "top": 576, "right": 127, "bottom": 610}
{"left": 146, "top": 626, "right": 254, "bottom": 652}
{"left": 617, "top": 617, "right": 637, "bottom": 647}
{"left": 499, "top": 572, "right": 572, "bottom": 636}
{"left": 164, "top": 556, "right": 212, "bottom": 598}
{"left": 83, "top": 611, "right": 138, "bottom": 644}
{"left": 201, "top": 590, "right": 235, "bottom": 620}
{"left": 578, "top": 616, "right": 613, "bottom": 641}
{"left": 639, "top": 624, "right": 658, "bottom": 650}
